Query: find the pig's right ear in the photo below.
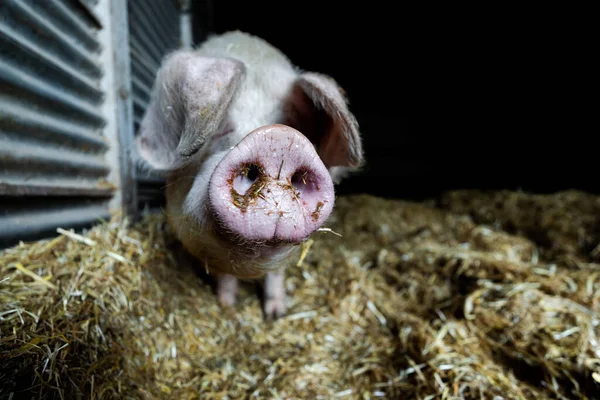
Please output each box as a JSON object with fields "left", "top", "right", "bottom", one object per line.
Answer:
{"left": 284, "top": 72, "right": 364, "bottom": 172}
{"left": 136, "top": 50, "right": 245, "bottom": 170}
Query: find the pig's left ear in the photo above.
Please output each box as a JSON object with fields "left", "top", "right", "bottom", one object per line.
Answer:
{"left": 135, "top": 51, "right": 245, "bottom": 171}
{"left": 284, "top": 72, "right": 364, "bottom": 170}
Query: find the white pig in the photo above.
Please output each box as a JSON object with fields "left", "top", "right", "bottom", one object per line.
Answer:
{"left": 135, "top": 31, "right": 363, "bottom": 319}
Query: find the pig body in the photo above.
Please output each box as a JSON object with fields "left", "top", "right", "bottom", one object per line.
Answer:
{"left": 136, "top": 31, "right": 363, "bottom": 318}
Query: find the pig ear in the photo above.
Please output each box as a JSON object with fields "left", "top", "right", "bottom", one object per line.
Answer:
{"left": 285, "top": 72, "right": 364, "bottom": 169}
{"left": 136, "top": 50, "right": 245, "bottom": 170}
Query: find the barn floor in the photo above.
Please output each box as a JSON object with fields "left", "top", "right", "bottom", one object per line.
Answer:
{"left": 1, "top": 190, "right": 600, "bottom": 399}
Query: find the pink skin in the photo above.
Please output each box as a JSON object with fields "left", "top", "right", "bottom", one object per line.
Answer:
{"left": 208, "top": 124, "right": 335, "bottom": 245}
{"left": 208, "top": 125, "right": 335, "bottom": 318}
{"left": 263, "top": 270, "right": 286, "bottom": 319}
{"left": 135, "top": 32, "right": 364, "bottom": 319}
{"left": 216, "top": 274, "right": 238, "bottom": 307}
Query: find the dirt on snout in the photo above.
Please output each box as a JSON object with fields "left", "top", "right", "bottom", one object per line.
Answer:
{"left": 1, "top": 190, "right": 600, "bottom": 399}
{"left": 229, "top": 162, "right": 271, "bottom": 212}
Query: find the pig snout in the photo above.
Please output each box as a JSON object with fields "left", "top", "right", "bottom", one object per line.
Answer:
{"left": 208, "top": 124, "right": 334, "bottom": 244}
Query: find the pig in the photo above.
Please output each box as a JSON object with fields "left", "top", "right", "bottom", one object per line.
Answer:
{"left": 135, "top": 30, "right": 363, "bottom": 319}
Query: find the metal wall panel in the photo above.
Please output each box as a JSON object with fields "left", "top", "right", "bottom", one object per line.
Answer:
{"left": 0, "top": 0, "right": 114, "bottom": 247}
{"left": 0, "top": 0, "right": 186, "bottom": 247}
{"left": 128, "top": 0, "right": 182, "bottom": 213}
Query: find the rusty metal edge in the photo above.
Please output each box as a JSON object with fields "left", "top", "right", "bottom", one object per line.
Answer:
{"left": 109, "top": 0, "right": 138, "bottom": 219}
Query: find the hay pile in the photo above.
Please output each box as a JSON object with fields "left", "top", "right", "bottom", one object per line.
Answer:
{"left": 1, "top": 190, "right": 600, "bottom": 399}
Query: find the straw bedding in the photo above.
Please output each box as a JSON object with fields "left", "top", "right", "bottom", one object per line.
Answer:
{"left": 1, "top": 190, "right": 599, "bottom": 399}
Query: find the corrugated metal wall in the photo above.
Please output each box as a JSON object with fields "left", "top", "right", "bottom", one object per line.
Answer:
{"left": 128, "top": 0, "right": 182, "bottom": 213}
{"left": 0, "top": 0, "right": 185, "bottom": 247}
{"left": 0, "top": 0, "right": 113, "bottom": 247}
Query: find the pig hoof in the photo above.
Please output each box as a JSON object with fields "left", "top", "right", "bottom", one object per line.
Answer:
{"left": 218, "top": 291, "right": 237, "bottom": 308}
{"left": 216, "top": 274, "right": 238, "bottom": 308}
{"left": 263, "top": 296, "right": 287, "bottom": 320}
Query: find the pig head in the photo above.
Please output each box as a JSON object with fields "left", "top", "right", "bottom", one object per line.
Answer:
{"left": 135, "top": 31, "right": 363, "bottom": 318}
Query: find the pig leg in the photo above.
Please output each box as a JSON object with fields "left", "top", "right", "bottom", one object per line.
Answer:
{"left": 216, "top": 274, "right": 238, "bottom": 307}
{"left": 263, "top": 269, "right": 287, "bottom": 319}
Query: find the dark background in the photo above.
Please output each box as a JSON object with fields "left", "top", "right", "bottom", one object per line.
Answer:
{"left": 189, "top": 1, "right": 595, "bottom": 200}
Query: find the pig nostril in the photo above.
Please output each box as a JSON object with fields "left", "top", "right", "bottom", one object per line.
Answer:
{"left": 232, "top": 163, "right": 263, "bottom": 195}
{"left": 291, "top": 168, "right": 317, "bottom": 194}
{"left": 246, "top": 163, "right": 260, "bottom": 182}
